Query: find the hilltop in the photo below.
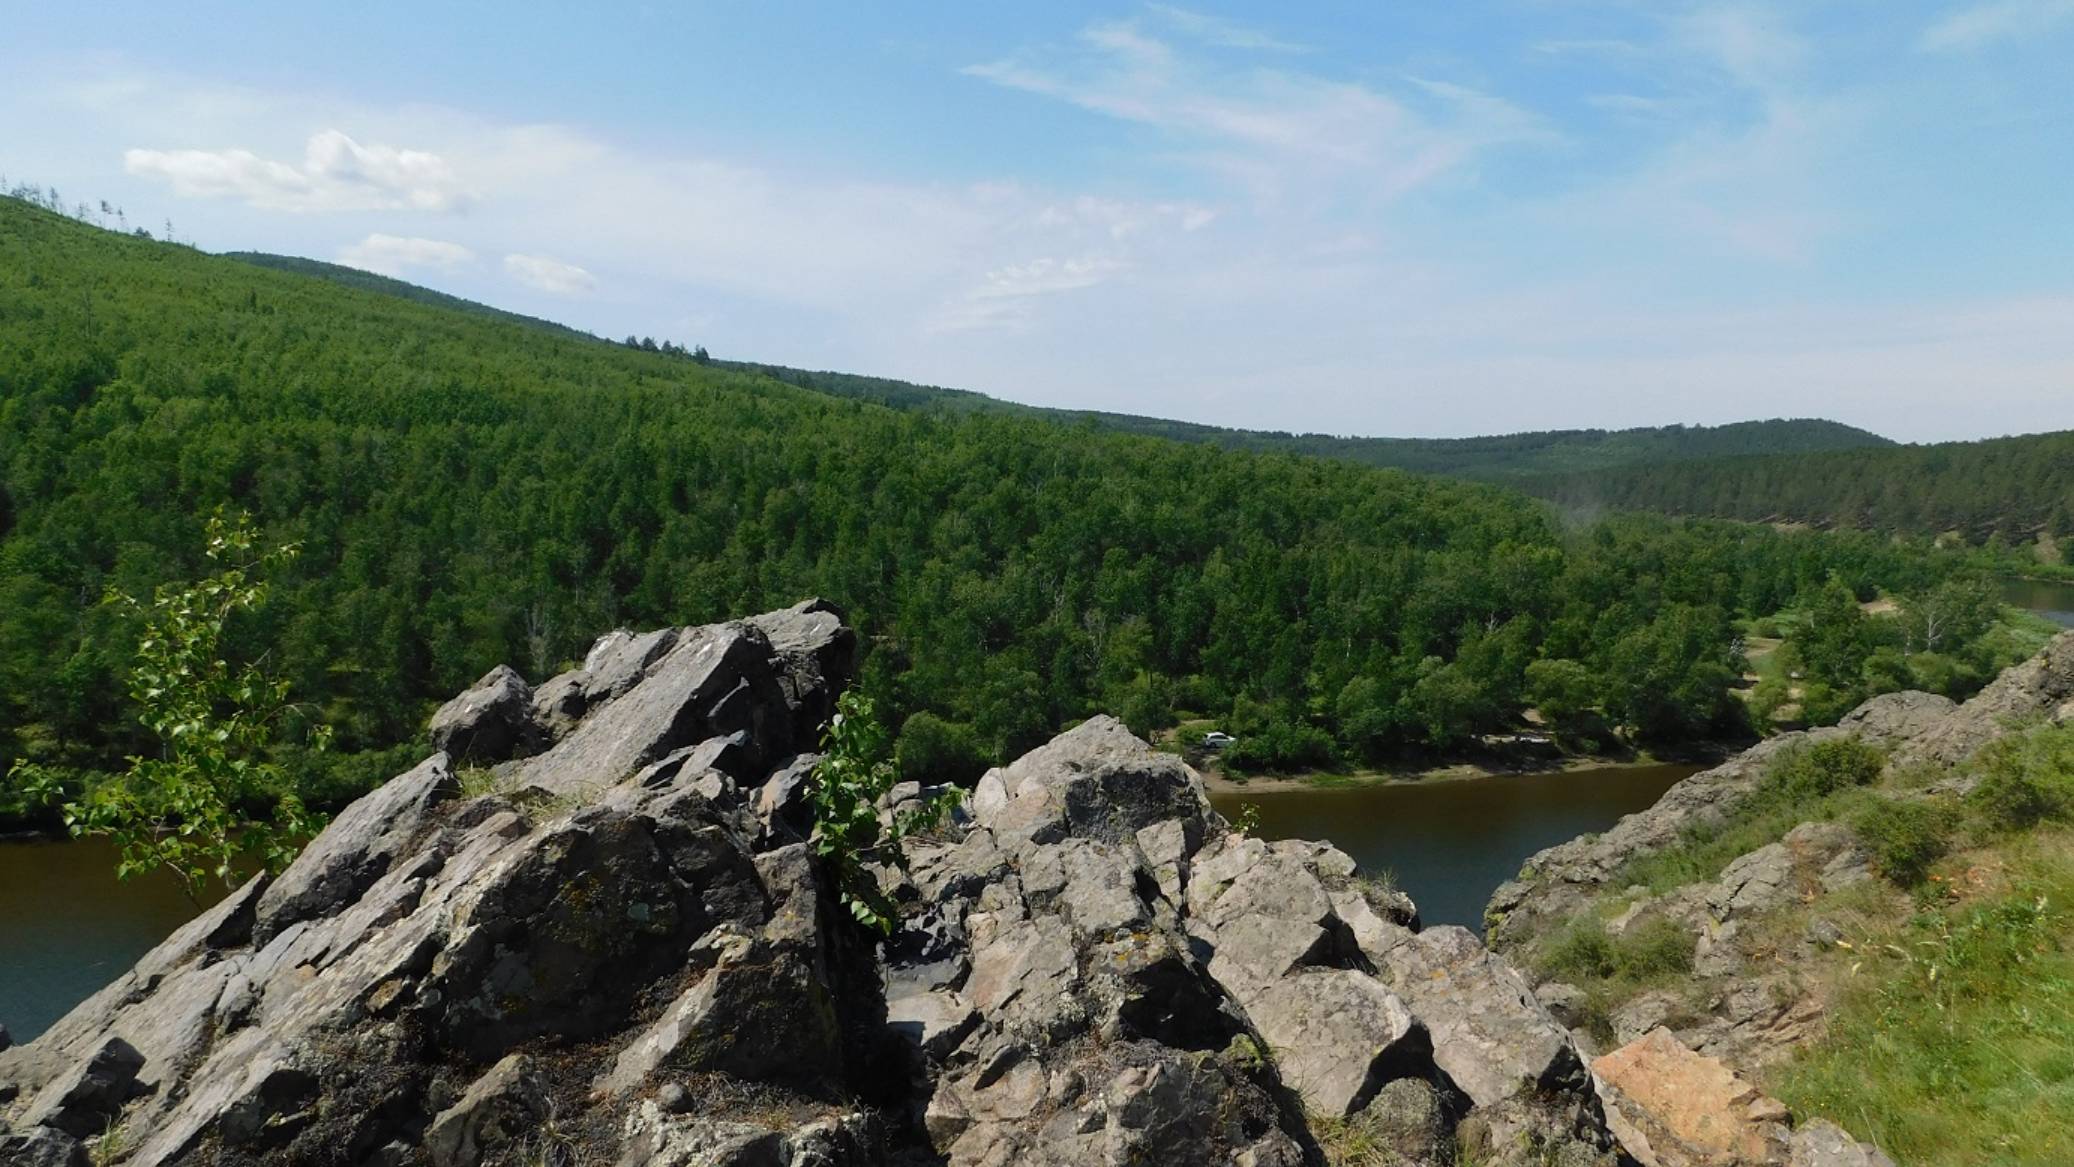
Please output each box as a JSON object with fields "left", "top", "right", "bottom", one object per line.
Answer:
{"left": 220, "top": 251, "right": 1893, "bottom": 483}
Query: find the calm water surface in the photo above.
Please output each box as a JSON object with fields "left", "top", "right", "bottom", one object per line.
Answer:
{"left": 1211, "top": 763, "right": 1700, "bottom": 932}
{"left": 1999, "top": 578, "right": 2074, "bottom": 628}
{"left": 0, "top": 840, "right": 228, "bottom": 1041}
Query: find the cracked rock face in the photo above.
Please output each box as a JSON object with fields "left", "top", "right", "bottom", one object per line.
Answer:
{"left": 4, "top": 603, "right": 1618, "bottom": 1166}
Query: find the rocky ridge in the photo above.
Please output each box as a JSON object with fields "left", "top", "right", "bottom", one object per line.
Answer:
{"left": 3, "top": 601, "right": 1624, "bottom": 1167}
{"left": 1484, "top": 631, "right": 2074, "bottom": 1166}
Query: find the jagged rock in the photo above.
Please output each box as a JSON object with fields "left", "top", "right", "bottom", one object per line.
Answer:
{"left": 17, "top": 1036, "right": 145, "bottom": 1138}
{"left": 254, "top": 752, "right": 456, "bottom": 946}
{"left": 0, "top": 1022, "right": 12, "bottom": 1052}
{"left": 424, "top": 1054, "right": 546, "bottom": 1167}
{"left": 1245, "top": 970, "right": 1423, "bottom": 1116}
{"left": 1486, "top": 647, "right": 2072, "bottom": 953}
{"left": 1608, "top": 992, "right": 1687, "bottom": 1048}
{"left": 1894, "top": 630, "right": 2074, "bottom": 773}
{"left": 1787, "top": 1119, "right": 1896, "bottom": 1167}
{"left": 1360, "top": 924, "right": 1588, "bottom": 1111}
{"left": 1592, "top": 1027, "right": 1790, "bottom": 1167}
{"left": 428, "top": 665, "right": 540, "bottom": 762}
{"left": 619, "top": 1103, "right": 879, "bottom": 1167}
{"left": 0, "top": 1127, "right": 90, "bottom": 1167}
{"left": 517, "top": 624, "right": 797, "bottom": 800}
{"left": 746, "top": 599, "right": 858, "bottom": 747}
{"left": 1534, "top": 982, "right": 1589, "bottom": 1029}
{"left": 1706, "top": 844, "right": 1796, "bottom": 922}
{"left": 1692, "top": 921, "right": 1743, "bottom": 979}
{"left": 6, "top": 605, "right": 1650, "bottom": 1166}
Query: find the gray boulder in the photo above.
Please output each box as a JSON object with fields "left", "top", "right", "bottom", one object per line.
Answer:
{"left": 427, "top": 664, "right": 540, "bottom": 761}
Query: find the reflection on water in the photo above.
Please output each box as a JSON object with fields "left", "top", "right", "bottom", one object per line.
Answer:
{"left": 1999, "top": 578, "right": 2074, "bottom": 629}
{"left": 1210, "top": 764, "right": 1702, "bottom": 932}
{"left": 0, "top": 840, "right": 227, "bottom": 1042}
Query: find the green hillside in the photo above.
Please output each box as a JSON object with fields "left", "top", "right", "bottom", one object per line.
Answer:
{"left": 719, "top": 361, "right": 1893, "bottom": 479}
{"left": 1522, "top": 434, "right": 2074, "bottom": 548}
{"left": 0, "top": 198, "right": 1993, "bottom": 820}
{"left": 218, "top": 253, "right": 1894, "bottom": 481}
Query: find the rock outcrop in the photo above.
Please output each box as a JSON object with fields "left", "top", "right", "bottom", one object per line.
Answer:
{"left": 1479, "top": 633, "right": 2074, "bottom": 1165}
{"left": 1488, "top": 635, "right": 2074, "bottom": 953}
{"left": 0, "top": 603, "right": 1627, "bottom": 1166}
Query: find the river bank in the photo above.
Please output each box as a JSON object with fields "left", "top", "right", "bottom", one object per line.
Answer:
{"left": 1197, "top": 742, "right": 1735, "bottom": 795}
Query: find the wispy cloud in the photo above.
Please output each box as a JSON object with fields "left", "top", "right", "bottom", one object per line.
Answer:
{"left": 339, "top": 233, "right": 474, "bottom": 276}
{"left": 1919, "top": 0, "right": 2074, "bottom": 52}
{"left": 965, "top": 19, "right": 1548, "bottom": 199}
{"left": 1146, "top": 4, "right": 1309, "bottom": 53}
{"left": 124, "top": 130, "right": 468, "bottom": 212}
{"left": 503, "top": 253, "right": 596, "bottom": 295}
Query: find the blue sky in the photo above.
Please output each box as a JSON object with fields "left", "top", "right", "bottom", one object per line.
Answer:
{"left": 6, "top": 1, "right": 2073, "bottom": 442}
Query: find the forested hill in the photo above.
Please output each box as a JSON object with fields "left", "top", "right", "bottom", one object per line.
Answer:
{"left": 715, "top": 362, "right": 1892, "bottom": 478}
{"left": 224, "top": 252, "right": 595, "bottom": 341}
{"left": 0, "top": 197, "right": 1971, "bottom": 807}
{"left": 1521, "top": 432, "right": 2074, "bottom": 547}
{"left": 219, "top": 251, "right": 1890, "bottom": 481}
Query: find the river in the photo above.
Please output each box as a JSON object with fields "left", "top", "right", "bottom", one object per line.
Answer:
{"left": 0, "top": 840, "right": 231, "bottom": 1042}
{"left": 1209, "top": 763, "right": 1701, "bottom": 933}
{"left": 1999, "top": 577, "right": 2074, "bottom": 628}
{"left": 3, "top": 581, "right": 2069, "bottom": 1044}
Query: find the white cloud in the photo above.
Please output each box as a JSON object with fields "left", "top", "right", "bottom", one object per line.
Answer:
{"left": 503, "top": 253, "right": 597, "bottom": 295}
{"left": 931, "top": 255, "right": 1130, "bottom": 334}
{"left": 124, "top": 129, "right": 467, "bottom": 212}
{"left": 1919, "top": 0, "right": 2074, "bottom": 52}
{"left": 338, "top": 233, "right": 474, "bottom": 276}
{"left": 1146, "top": 5, "right": 1309, "bottom": 53}
{"left": 964, "top": 20, "right": 1549, "bottom": 199}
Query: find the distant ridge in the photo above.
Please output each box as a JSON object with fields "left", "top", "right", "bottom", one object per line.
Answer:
{"left": 220, "top": 251, "right": 1892, "bottom": 483}
{"left": 717, "top": 360, "right": 1894, "bottom": 481}
{"left": 223, "top": 253, "right": 596, "bottom": 341}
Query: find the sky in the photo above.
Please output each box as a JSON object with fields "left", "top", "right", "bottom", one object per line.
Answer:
{"left": 5, "top": 1, "right": 2073, "bottom": 443}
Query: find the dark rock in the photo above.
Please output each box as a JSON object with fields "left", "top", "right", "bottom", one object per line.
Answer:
{"left": 425, "top": 1054, "right": 546, "bottom": 1167}
{"left": 0, "top": 1127, "right": 90, "bottom": 1167}
{"left": 18, "top": 1036, "right": 145, "bottom": 1138}
{"left": 253, "top": 752, "right": 456, "bottom": 946}
{"left": 428, "top": 664, "right": 541, "bottom": 762}
{"left": 0, "top": 1022, "right": 11, "bottom": 1052}
{"left": 517, "top": 625, "right": 794, "bottom": 800}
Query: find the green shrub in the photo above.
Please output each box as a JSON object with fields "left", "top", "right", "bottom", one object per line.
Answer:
{"left": 1762, "top": 737, "right": 1885, "bottom": 803}
{"left": 1537, "top": 915, "right": 1693, "bottom": 984}
{"left": 895, "top": 712, "right": 990, "bottom": 788}
{"left": 1223, "top": 720, "right": 1339, "bottom": 774}
{"left": 1538, "top": 919, "right": 1618, "bottom": 981}
{"left": 1967, "top": 725, "right": 2074, "bottom": 832}
{"left": 1614, "top": 917, "right": 1698, "bottom": 979}
{"left": 1851, "top": 798, "right": 1952, "bottom": 887}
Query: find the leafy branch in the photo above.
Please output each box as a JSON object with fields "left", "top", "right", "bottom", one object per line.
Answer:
{"left": 809, "top": 691, "right": 957, "bottom": 933}
{"left": 13, "top": 510, "right": 329, "bottom": 896}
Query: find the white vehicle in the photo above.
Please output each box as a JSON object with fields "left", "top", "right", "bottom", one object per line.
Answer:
{"left": 1201, "top": 731, "right": 1236, "bottom": 750}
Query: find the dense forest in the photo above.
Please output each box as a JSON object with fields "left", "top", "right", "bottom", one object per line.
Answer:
{"left": 220, "top": 253, "right": 1896, "bottom": 483}
{"left": 1520, "top": 434, "right": 2074, "bottom": 548}
{"left": 706, "top": 364, "right": 1893, "bottom": 480}
{"left": 0, "top": 196, "right": 2022, "bottom": 822}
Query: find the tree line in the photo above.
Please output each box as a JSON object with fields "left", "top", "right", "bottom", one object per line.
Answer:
{"left": 0, "top": 196, "right": 2015, "bottom": 821}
